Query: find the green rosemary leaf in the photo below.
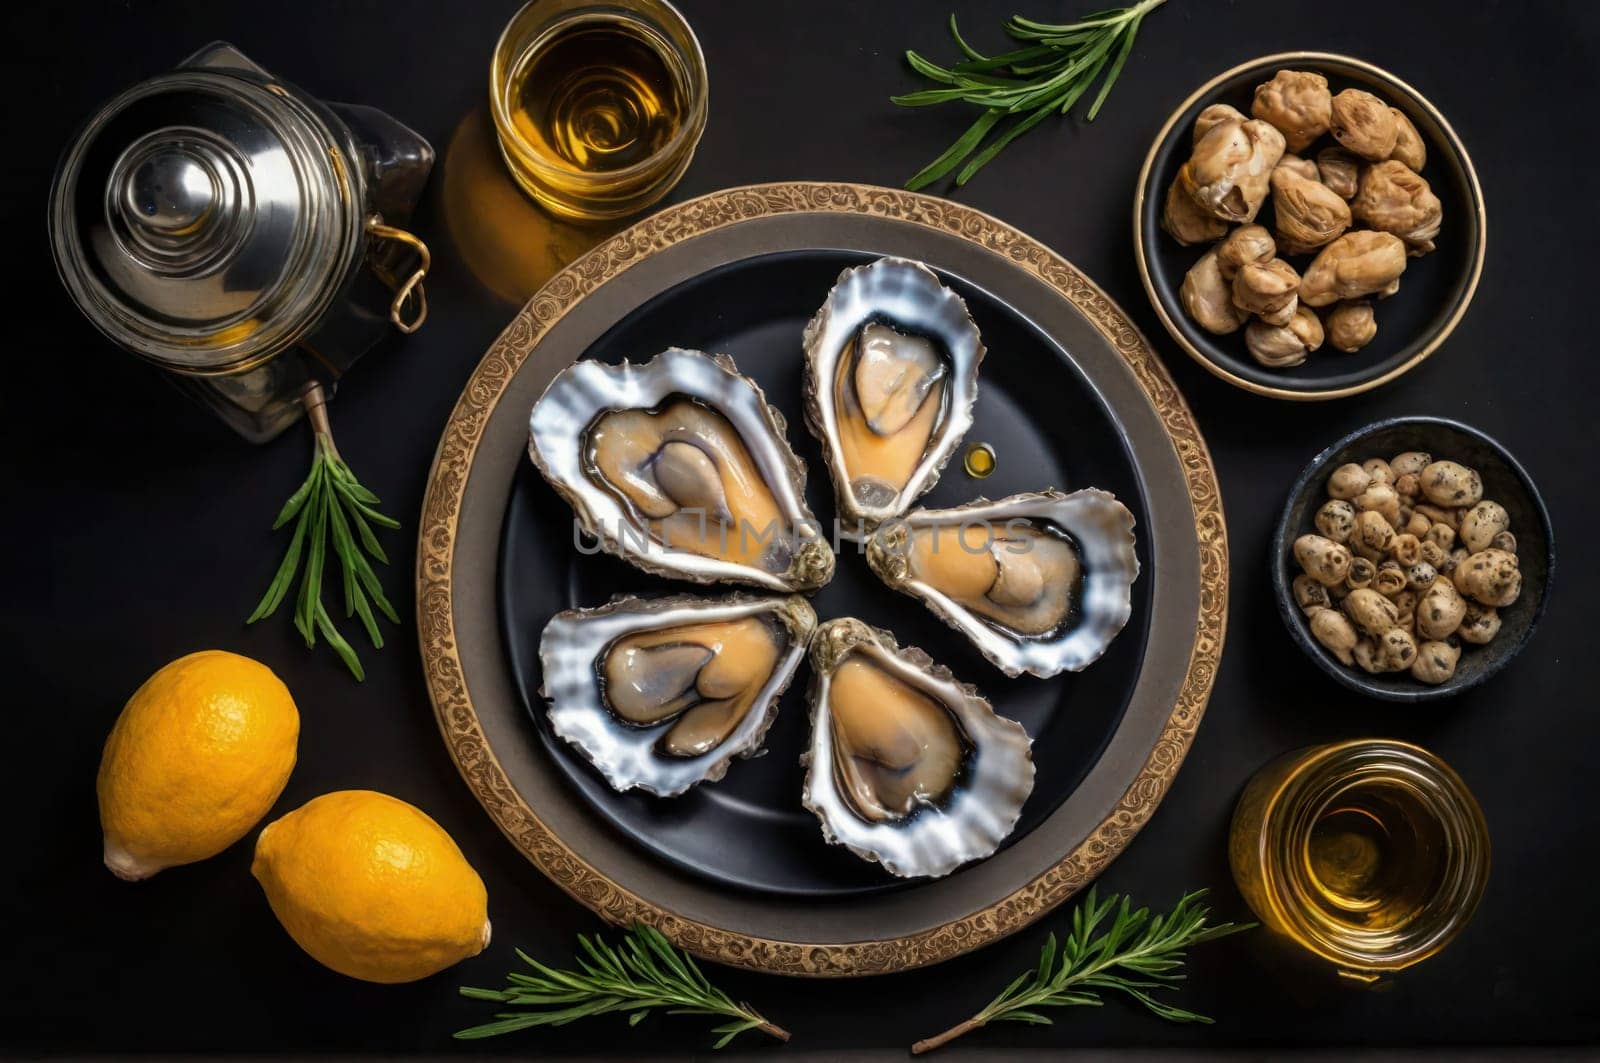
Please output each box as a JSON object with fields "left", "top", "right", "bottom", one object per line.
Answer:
{"left": 336, "top": 493, "right": 390, "bottom": 565}
{"left": 989, "top": 969, "right": 1033, "bottom": 1011}
{"left": 951, "top": 41, "right": 1058, "bottom": 73}
{"left": 579, "top": 933, "right": 625, "bottom": 980}
{"left": 1010, "top": 8, "right": 1129, "bottom": 35}
{"left": 1057, "top": 73, "right": 1095, "bottom": 114}
{"left": 891, "top": 84, "right": 993, "bottom": 107}
{"left": 910, "top": 889, "right": 1252, "bottom": 1054}
{"left": 1086, "top": 15, "right": 1142, "bottom": 119}
{"left": 909, "top": 48, "right": 1025, "bottom": 88}
{"left": 248, "top": 477, "right": 317, "bottom": 623}
{"left": 905, "top": 108, "right": 1004, "bottom": 191}
{"left": 269, "top": 465, "right": 319, "bottom": 529}
{"left": 454, "top": 1014, "right": 550, "bottom": 1039}
{"left": 327, "top": 497, "right": 359, "bottom": 615}
{"left": 352, "top": 558, "right": 400, "bottom": 625}
{"left": 342, "top": 490, "right": 402, "bottom": 530}
{"left": 312, "top": 598, "right": 364, "bottom": 681}
{"left": 350, "top": 580, "right": 383, "bottom": 649}
{"left": 904, "top": 50, "right": 966, "bottom": 85}
{"left": 894, "top": 0, "right": 1168, "bottom": 190}
{"left": 297, "top": 482, "right": 329, "bottom": 646}
{"left": 949, "top": 14, "right": 988, "bottom": 62}
{"left": 1009, "top": 53, "right": 1075, "bottom": 76}
{"left": 711, "top": 1019, "right": 761, "bottom": 1049}
{"left": 1036, "top": 932, "right": 1058, "bottom": 983}
{"left": 458, "top": 924, "right": 787, "bottom": 1049}
{"left": 954, "top": 103, "right": 1055, "bottom": 185}
{"left": 641, "top": 924, "right": 699, "bottom": 989}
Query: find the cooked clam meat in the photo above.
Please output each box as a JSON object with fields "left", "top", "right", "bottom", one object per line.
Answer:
{"left": 904, "top": 522, "right": 1080, "bottom": 637}
{"left": 834, "top": 322, "right": 949, "bottom": 509}
{"left": 588, "top": 399, "right": 787, "bottom": 572}
{"left": 602, "top": 616, "right": 781, "bottom": 758}
{"left": 827, "top": 654, "right": 968, "bottom": 822}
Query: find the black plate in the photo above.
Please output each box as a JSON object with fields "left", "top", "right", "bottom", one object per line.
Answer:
{"left": 497, "top": 250, "right": 1153, "bottom": 896}
{"left": 1135, "top": 52, "right": 1485, "bottom": 400}
{"left": 1270, "top": 417, "right": 1553, "bottom": 703}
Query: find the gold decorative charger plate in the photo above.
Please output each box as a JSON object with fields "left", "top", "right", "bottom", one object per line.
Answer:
{"left": 418, "top": 182, "right": 1227, "bottom": 976}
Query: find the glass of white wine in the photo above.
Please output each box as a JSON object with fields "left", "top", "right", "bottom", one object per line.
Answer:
{"left": 490, "top": 0, "right": 708, "bottom": 221}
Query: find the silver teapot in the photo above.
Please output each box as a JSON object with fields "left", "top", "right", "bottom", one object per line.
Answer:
{"left": 49, "top": 42, "right": 434, "bottom": 442}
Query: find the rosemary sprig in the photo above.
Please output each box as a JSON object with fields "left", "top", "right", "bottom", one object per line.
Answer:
{"left": 894, "top": 0, "right": 1169, "bottom": 190}
{"left": 911, "top": 888, "right": 1253, "bottom": 1054}
{"left": 247, "top": 427, "right": 400, "bottom": 681}
{"left": 456, "top": 923, "right": 789, "bottom": 1049}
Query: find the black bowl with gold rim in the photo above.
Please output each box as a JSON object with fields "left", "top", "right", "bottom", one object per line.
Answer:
{"left": 1134, "top": 53, "right": 1485, "bottom": 401}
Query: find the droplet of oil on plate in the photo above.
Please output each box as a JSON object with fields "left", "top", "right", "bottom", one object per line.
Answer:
{"left": 963, "top": 442, "right": 996, "bottom": 479}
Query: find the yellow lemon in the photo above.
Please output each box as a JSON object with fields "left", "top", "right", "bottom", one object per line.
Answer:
{"left": 252, "top": 790, "right": 491, "bottom": 983}
{"left": 98, "top": 650, "right": 299, "bottom": 881}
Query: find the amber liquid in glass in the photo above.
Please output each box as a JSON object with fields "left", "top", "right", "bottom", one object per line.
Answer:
{"left": 1301, "top": 783, "right": 1447, "bottom": 936}
{"left": 504, "top": 22, "right": 686, "bottom": 179}
{"left": 1230, "top": 741, "right": 1488, "bottom": 977}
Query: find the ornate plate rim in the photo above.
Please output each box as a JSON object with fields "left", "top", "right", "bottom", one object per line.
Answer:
{"left": 416, "top": 181, "right": 1229, "bottom": 976}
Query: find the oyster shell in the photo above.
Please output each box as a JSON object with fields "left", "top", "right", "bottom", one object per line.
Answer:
{"left": 802, "top": 257, "right": 984, "bottom": 534}
{"left": 528, "top": 348, "right": 835, "bottom": 591}
{"left": 801, "top": 618, "right": 1034, "bottom": 878}
{"left": 540, "top": 593, "right": 817, "bottom": 796}
{"left": 866, "top": 490, "right": 1139, "bottom": 678}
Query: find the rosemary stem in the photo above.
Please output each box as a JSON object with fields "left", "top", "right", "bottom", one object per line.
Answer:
{"left": 756, "top": 1019, "right": 792, "bottom": 1043}
{"left": 911, "top": 1016, "right": 985, "bottom": 1054}
{"left": 300, "top": 381, "right": 341, "bottom": 462}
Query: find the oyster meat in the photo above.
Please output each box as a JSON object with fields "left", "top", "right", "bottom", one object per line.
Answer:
{"left": 802, "top": 257, "right": 984, "bottom": 533}
{"left": 867, "top": 490, "right": 1139, "bottom": 678}
{"left": 801, "top": 618, "right": 1034, "bottom": 878}
{"left": 528, "top": 348, "right": 834, "bottom": 591}
{"left": 541, "top": 593, "right": 817, "bottom": 796}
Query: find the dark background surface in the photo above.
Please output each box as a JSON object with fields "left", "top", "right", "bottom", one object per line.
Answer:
{"left": 4, "top": 0, "right": 1596, "bottom": 1055}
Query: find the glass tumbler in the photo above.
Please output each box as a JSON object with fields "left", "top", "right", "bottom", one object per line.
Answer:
{"left": 490, "top": 0, "right": 708, "bottom": 220}
{"left": 1229, "top": 739, "right": 1490, "bottom": 980}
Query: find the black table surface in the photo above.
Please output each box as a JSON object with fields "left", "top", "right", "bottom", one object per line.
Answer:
{"left": 6, "top": 0, "right": 1597, "bottom": 1056}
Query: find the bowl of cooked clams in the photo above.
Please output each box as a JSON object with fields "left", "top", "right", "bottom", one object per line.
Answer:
{"left": 1272, "top": 417, "right": 1552, "bottom": 702}
{"left": 1135, "top": 53, "right": 1485, "bottom": 400}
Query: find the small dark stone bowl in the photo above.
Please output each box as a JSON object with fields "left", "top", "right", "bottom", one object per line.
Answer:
{"left": 1271, "top": 417, "right": 1553, "bottom": 702}
{"left": 1134, "top": 52, "right": 1486, "bottom": 401}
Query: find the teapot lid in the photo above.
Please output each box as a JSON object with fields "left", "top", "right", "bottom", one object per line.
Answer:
{"left": 50, "top": 50, "right": 363, "bottom": 374}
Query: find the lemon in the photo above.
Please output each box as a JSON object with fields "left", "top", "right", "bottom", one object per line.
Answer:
{"left": 98, "top": 650, "right": 299, "bottom": 881}
{"left": 252, "top": 790, "right": 491, "bottom": 983}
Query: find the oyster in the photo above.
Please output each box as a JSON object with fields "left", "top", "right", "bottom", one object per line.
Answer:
{"left": 802, "top": 257, "right": 984, "bottom": 533}
{"left": 801, "top": 618, "right": 1034, "bottom": 878}
{"left": 540, "top": 593, "right": 817, "bottom": 796}
{"left": 866, "top": 490, "right": 1139, "bottom": 678}
{"left": 528, "top": 348, "right": 834, "bottom": 591}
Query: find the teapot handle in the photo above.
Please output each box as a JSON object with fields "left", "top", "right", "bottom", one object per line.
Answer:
{"left": 366, "top": 216, "right": 430, "bottom": 334}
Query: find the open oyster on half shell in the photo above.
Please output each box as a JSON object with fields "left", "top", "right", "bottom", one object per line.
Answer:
{"left": 540, "top": 593, "right": 817, "bottom": 796}
{"left": 802, "top": 257, "right": 984, "bottom": 534}
{"left": 528, "top": 348, "right": 835, "bottom": 592}
{"left": 866, "top": 489, "right": 1139, "bottom": 678}
{"left": 801, "top": 618, "right": 1034, "bottom": 878}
